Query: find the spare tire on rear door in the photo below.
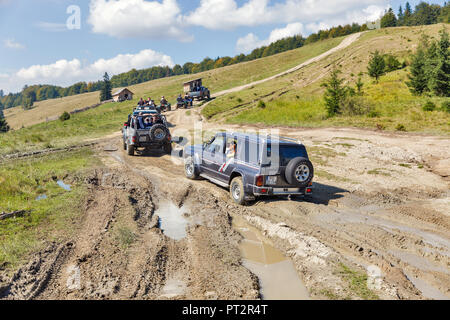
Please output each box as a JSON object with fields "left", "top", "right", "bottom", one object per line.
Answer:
{"left": 149, "top": 124, "right": 169, "bottom": 142}
{"left": 285, "top": 157, "right": 314, "bottom": 187}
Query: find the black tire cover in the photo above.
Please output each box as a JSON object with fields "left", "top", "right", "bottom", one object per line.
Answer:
{"left": 285, "top": 157, "right": 314, "bottom": 187}
{"left": 149, "top": 124, "right": 169, "bottom": 142}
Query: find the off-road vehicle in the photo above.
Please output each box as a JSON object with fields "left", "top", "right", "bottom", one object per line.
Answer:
{"left": 123, "top": 110, "right": 172, "bottom": 155}
{"left": 183, "top": 132, "right": 314, "bottom": 204}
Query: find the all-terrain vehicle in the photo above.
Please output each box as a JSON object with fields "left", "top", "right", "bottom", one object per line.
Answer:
{"left": 183, "top": 132, "right": 314, "bottom": 205}
{"left": 176, "top": 97, "right": 190, "bottom": 109}
{"left": 159, "top": 102, "right": 171, "bottom": 112}
{"left": 123, "top": 110, "right": 172, "bottom": 155}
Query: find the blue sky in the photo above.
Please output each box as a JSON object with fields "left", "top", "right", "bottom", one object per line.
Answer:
{"left": 0, "top": 0, "right": 446, "bottom": 93}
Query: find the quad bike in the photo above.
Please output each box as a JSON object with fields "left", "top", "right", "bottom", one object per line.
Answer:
{"left": 160, "top": 102, "right": 171, "bottom": 112}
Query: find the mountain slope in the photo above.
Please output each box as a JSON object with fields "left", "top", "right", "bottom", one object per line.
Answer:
{"left": 4, "top": 37, "right": 343, "bottom": 130}
{"left": 203, "top": 24, "right": 449, "bottom": 134}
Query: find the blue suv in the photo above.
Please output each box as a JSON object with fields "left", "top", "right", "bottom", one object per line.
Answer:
{"left": 183, "top": 132, "right": 314, "bottom": 204}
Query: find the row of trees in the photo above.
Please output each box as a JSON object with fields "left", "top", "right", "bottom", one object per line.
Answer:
{"left": 0, "top": 23, "right": 369, "bottom": 110}
{"left": 0, "top": 81, "right": 105, "bottom": 110}
{"left": 381, "top": 1, "right": 449, "bottom": 28}
{"left": 1, "top": 1, "right": 448, "bottom": 110}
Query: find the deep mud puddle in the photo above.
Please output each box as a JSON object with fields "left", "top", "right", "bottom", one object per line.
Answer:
{"left": 156, "top": 201, "right": 189, "bottom": 241}
{"left": 232, "top": 215, "right": 309, "bottom": 300}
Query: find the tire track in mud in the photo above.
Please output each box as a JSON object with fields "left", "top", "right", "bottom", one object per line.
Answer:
{"left": 1, "top": 153, "right": 260, "bottom": 300}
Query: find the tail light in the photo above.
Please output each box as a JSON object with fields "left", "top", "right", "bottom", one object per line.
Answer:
{"left": 124, "top": 122, "right": 128, "bottom": 127}
{"left": 306, "top": 188, "right": 312, "bottom": 194}
{"left": 132, "top": 136, "right": 136, "bottom": 143}
{"left": 256, "top": 175, "right": 264, "bottom": 187}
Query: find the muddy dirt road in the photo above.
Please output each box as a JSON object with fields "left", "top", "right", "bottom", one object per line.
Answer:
{"left": 0, "top": 31, "right": 449, "bottom": 299}
{"left": 2, "top": 102, "right": 448, "bottom": 300}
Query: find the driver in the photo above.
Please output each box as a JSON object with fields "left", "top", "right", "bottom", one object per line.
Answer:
{"left": 226, "top": 140, "right": 237, "bottom": 158}
{"left": 160, "top": 96, "right": 168, "bottom": 105}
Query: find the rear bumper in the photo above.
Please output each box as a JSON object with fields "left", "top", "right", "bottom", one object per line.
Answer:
{"left": 251, "top": 185, "right": 312, "bottom": 196}
{"left": 132, "top": 140, "right": 170, "bottom": 148}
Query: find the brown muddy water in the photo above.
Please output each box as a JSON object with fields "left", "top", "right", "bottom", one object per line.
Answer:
{"left": 232, "top": 215, "right": 309, "bottom": 300}
{"left": 155, "top": 201, "right": 189, "bottom": 241}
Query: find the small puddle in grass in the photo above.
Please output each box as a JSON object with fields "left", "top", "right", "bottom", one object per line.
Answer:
{"left": 232, "top": 215, "right": 309, "bottom": 300}
{"left": 156, "top": 201, "right": 188, "bottom": 241}
{"left": 57, "top": 180, "right": 71, "bottom": 191}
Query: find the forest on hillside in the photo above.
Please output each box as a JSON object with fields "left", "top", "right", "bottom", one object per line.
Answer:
{"left": 0, "top": 1, "right": 448, "bottom": 111}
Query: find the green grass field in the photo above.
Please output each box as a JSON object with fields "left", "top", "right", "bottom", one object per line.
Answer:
{"left": 0, "top": 36, "right": 345, "bottom": 155}
{"left": 202, "top": 24, "right": 450, "bottom": 134}
{"left": 0, "top": 149, "right": 98, "bottom": 271}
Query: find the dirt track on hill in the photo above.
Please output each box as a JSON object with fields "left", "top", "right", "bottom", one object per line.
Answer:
{"left": 1, "top": 31, "right": 449, "bottom": 299}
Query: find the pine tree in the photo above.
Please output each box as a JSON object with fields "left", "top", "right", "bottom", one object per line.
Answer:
{"left": 367, "top": 50, "right": 386, "bottom": 82}
{"left": 407, "top": 47, "right": 429, "bottom": 95}
{"left": 381, "top": 8, "right": 398, "bottom": 28}
{"left": 321, "top": 68, "right": 347, "bottom": 116}
{"left": 100, "top": 72, "right": 112, "bottom": 102}
{"left": 398, "top": 5, "right": 404, "bottom": 25}
{"left": 432, "top": 28, "right": 450, "bottom": 96}
{"left": 0, "top": 103, "right": 10, "bottom": 133}
{"left": 404, "top": 2, "right": 413, "bottom": 25}
{"left": 355, "top": 73, "right": 364, "bottom": 95}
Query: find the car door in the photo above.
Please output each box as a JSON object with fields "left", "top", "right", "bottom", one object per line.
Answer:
{"left": 202, "top": 134, "right": 226, "bottom": 179}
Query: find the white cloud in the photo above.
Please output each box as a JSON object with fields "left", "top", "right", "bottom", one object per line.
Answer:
{"left": 4, "top": 39, "right": 25, "bottom": 49}
{"left": 1, "top": 49, "right": 174, "bottom": 93}
{"left": 185, "top": 0, "right": 388, "bottom": 30}
{"left": 236, "top": 22, "right": 304, "bottom": 53}
{"left": 88, "top": 0, "right": 192, "bottom": 41}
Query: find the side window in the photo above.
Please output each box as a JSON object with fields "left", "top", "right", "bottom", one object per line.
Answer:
{"left": 207, "top": 136, "right": 225, "bottom": 153}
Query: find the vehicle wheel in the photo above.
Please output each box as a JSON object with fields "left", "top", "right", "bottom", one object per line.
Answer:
{"left": 230, "top": 176, "right": 246, "bottom": 205}
{"left": 123, "top": 140, "right": 127, "bottom": 150}
{"left": 126, "top": 143, "right": 135, "bottom": 156}
{"left": 163, "top": 142, "right": 172, "bottom": 154}
{"left": 149, "top": 124, "right": 169, "bottom": 142}
{"left": 285, "top": 157, "right": 314, "bottom": 187}
{"left": 184, "top": 157, "right": 199, "bottom": 180}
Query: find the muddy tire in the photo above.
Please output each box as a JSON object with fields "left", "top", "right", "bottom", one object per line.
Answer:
{"left": 149, "top": 124, "right": 169, "bottom": 142}
{"left": 126, "top": 143, "right": 135, "bottom": 156}
{"left": 285, "top": 157, "right": 313, "bottom": 187}
{"left": 230, "top": 176, "right": 246, "bottom": 205}
{"left": 185, "top": 157, "right": 199, "bottom": 180}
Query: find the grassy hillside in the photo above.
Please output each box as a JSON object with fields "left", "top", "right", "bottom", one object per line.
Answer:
{"left": 0, "top": 37, "right": 344, "bottom": 155}
{"left": 203, "top": 24, "right": 450, "bottom": 134}
{"left": 0, "top": 149, "right": 97, "bottom": 270}
{"left": 4, "top": 37, "right": 343, "bottom": 130}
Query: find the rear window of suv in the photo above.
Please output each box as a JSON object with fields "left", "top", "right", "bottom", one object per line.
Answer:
{"left": 278, "top": 145, "right": 307, "bottom": 166}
